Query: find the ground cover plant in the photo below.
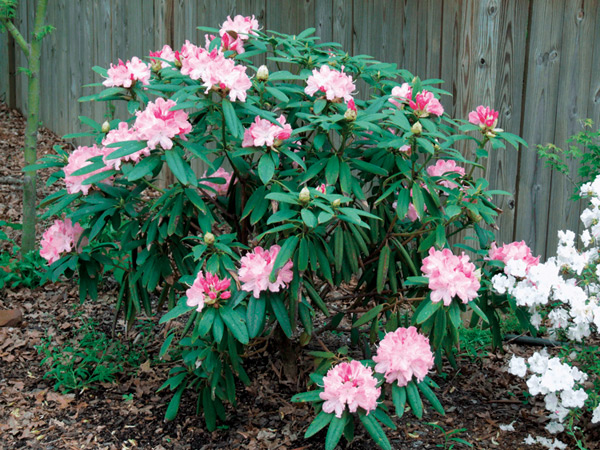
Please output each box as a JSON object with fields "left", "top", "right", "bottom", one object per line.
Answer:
{"left": 32, "top": 14, "right": 600, "bottom": 450}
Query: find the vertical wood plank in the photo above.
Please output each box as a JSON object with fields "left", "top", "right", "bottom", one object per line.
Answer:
{"left": 487, "top": 0, "right": 529, "bottom": 246}
{"left": 54, "top": 0, "right": 69, "bottom": 135}
{"left": 545, "top": 0, "right": 598, "bottom": 255}
{"left": 314, "top": 0, "right": 333, "bottom": 44}
{"left": 93, "top": 0, "right": 112, "bottom": 123}
{"left": 332, "top": 0, "right": 352, "bottom": 55}
{"left": 14, "top": 0, "right": 28, "bottom": 114}
{"left": 513, "top": 0, "right": 565, "bottom": 258}
{"left": 439, "top": 0, "right": 461, "bottom": 115}
{"left": 0, "top": 29, "right": 8, "bottom": 101}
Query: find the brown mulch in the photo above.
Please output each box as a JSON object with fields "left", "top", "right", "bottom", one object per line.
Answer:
{"left": 0, "top": 101, "right": 593, "bottom": 449}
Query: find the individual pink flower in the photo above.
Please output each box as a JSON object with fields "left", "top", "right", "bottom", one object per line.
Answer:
{"left": 399, "top": 144, "right": 412, "bottom": 155}
{"left": 64, "top": 145, "right": 113, "bottom": 195}
{"left": 487, "top": 241, "right": 539, "bottom": 273}
{"left": 469, "top": 105, "right": 499, "bottom": 129}
{"left": 134, "top": 98, "right": 192, "bottom": 150}
{"left": 316, "top": 184, "right": 327, "bottom": 194}
{"left": 220, "top": 15, "right": 259, "bottom": 40}
{"left": 389, "top": 83, "right": 412, "bottom": 108}
{"left": 242, "top": 115, "right": 292, "bottom": 147}
{"left": 186, "top": 271, "right": 232, "bottom": 313}
{"left": 421, "top": 247, "right": 480, "bottom": 305}
{"left": 347, "top": 98, "right": 357, "bottom": 112}
{"left": 238, "top": 245, "right": 294, "bottom": 298}
{"left": 179, "top": 42, "right": 251, "bottom": 102}
{"left": 373, "top": 327, "right": 434, "bottom": 387}
{"left": 149, "top": 44, "right": 179, "bottom": 69}
{"left": 40, "top": 218, "right": 87, "bottom": 264}
{"left": 102, "top": 122, "right": 150, "bottom": 170}
{"left": 201, "top": 167, "right": 233, "bottom": 197}
{"left": 319, "top": 360, "right": 380, "bottom": 418}
{"left": 426, "top": 160, "right": 465, "bottom": 189}
{"left": 409, "top": 90, "right": 444, "bottom": 117}
{"left": 103, "top": 57, "right": 151, "bottom": 88}
{"left": 305, "top": 65, "right": 356, "bottom": 102}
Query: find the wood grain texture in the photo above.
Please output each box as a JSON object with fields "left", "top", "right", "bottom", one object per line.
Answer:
{"left": 513, "top": 0, "right": 565, "bottom": 258}
{"left": 0, "top": 28, "right": 9, "bottom": 101}
{"left": 488, "top": 0, "right": 528, "bottom": 246}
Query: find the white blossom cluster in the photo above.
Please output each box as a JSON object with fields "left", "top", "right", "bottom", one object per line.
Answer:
{"left": 509, "top": 350, "right": 590, "bottom": 433}
{"left": 523, "top": 434, "right": 567, "bottom": 450}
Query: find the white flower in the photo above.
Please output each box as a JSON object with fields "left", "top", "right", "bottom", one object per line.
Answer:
{"left": 491, "top": 274, "right": 512, "bottom": 294}
{"left": 560, "top": 388, "right": 588, "bottom": 408}
{"left": 508, "top": 356, "right": 527, "bottom": 377}
{"left": 545, "top": 421, "right": 564, "bottom": 434}
{"left": 499, "top": 422, "right": 515, "bottom": 432}
{"left": 592, "top": 404, "right": 600, "bottom": 423}
{"left": 528, "top": 351, "right": 549, "bottom": 374}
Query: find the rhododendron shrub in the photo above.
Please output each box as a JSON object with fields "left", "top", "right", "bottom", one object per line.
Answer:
{"left": 36, "top": 17, "right": 527, "bottom": 443}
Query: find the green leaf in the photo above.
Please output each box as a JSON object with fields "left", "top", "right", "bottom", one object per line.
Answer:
{"left": 314, "top": 99, "right": 327, "bottom": 115}
{"left": 353, "top": 304, "right": 383, "bottom": 328}
{"left": 415, "top": 299, "right": 442, "bottom": 324}
{"left": 246, "top": 296, "right": 267, "bottom": 339}
{"left": 358, "top": 410, "right": 392, "bottom": 450}
{"left": 301, "top": 209, "right": 317, "bottom": 228}
{"left": 258, "top": 153, "right": 275, "bottom": 185}
{"left": 395, "top": 189, "right": 410, "bottom": 220}
{"left": 417, "top": 381, "right": 445, "bottom": 415}
{"left": 266, "top": 86, "right": 290, "bottom": 102}
{"left": 304, "top": 410, "right": 333, "bottom": 438}
{"left": 334, "top": 227, "right": 344, "bottom": 273}
{"left": 127, "top": 155, "right": 161, "bottom": 181}
{"left": 165, "top": 149, "right": 190, "bottom": 186}
{"left": 325, "top": 156, "right": 340, "bottom": 185}
{"left": 220, "top": 306, "right": 249, "bottom": 344}
{"left": 291, "top": 390, "right": 323, "bottom": 403}
{"left": 202, "top": 388, "right": 217, "bottom": 431}
{"left": 160, "top": 298, "right": 194, "bottom": 324}
{"left": 270, "top": 235, "right": 299, "bottom": 280}
{"left": 406, "top": 381, "right": 423, "bottom": 419}
{"left": 222, "top": 99, "right": 243, "bottom": 138}
{"left": 392, "top": 384, "right": 406, "bottom": 418}
{"left": 325, "top": 414, "right": 347, "bottom": 450}
{"left": 159, "top": 332, "right": 176, "bottom": 360}
{"left": 270, "top": 295, "right": 293, "bottom": 338}
{"left": 165, "top": 386, "right": 185, "bottom": 421}
{"left": 377, "top": 245, "right": 390, "bottom": 293}
{"left": 469, "top": 300, "right": 489, "bottom": 323}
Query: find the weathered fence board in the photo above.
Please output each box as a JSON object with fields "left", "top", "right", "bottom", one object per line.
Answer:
{"left": 3, "top": 0, "right": 600, "bottom": 258}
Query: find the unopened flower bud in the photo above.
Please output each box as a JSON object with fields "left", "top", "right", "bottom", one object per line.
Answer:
{"left": 101, "top": 121, "right": 110, "bottom": 133}
{"left": 257, "top": 65, "right": 269, "bottom": 81}
{"left": 411, "top": 121, "right": 423, "bottom": 135}
{"left": 203, "top": 232, "right": 215, "bottom": 245}
{"left": 299, "top": 187, "right": 311, "bottom": 204}
{"left": 151, "top": 61, "right": 162, "bottom": 73}
{"left": 332, "top": 198, "right": 341, "bottom": 208}
{"left": 344, "top": 107, "right": 357, "bottom": 122}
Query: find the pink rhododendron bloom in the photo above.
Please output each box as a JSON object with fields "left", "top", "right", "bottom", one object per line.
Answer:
{"left": 426, "top": 160, "right": 465, "bottom": 189}
{"left": 389, "top": 83, "right": 412, "bottom": 108}
{"left": 64, "top": 145, "right": 113, "bottom": 195}
{"left": 319, "top": 360, "right": 380, "bottom": 418}
{"left": 201, "top": 167, "right": 233, "bottom": 197}
{"left": 149, "top": 44, "right": 179, "bottom": 69}
{"left": 220, "top": 15, "right": 259, "bottom": 40}
{"left": 316, "top": 184, "right": 327, "bottom": 194}
{"left": 134, "top": 98, "right": 192, "bottom": 150}
{"left": 421, "top": 247, "right": 480, "bottom": 305}
{"left": 103, "top": 57, "right": 151, "bottom": 88}
{"left": 238, "top": 245, "right": 294, "bottom": 298}
{"left": 242, "top": 115, "right": 292, "bottom": 147}
{"left": 305, "top": 65, "right": 356, "bottom": 102}
{"left": 469, "top": 105, "right": 499, "bottom": 129}
{"left": 409, "top": 90, "right": 444, "bottom": 117}
{"left": 399, "top": 144, "right": 412, "bottom": 155}
{"left": 347, "top": 98, "right": 357, "bottom": 112}
{"left": 186, "top": 271, "right": 231, "bottom": 313}
{"left": 488, "top": 241, "right": 540, "bottom": 273}
{"left": 179, "top": 42, "right": 251, "bottom": 102}
{"left": 373, "top": 327, "right": 434, "bottom": 386}
{"left": 101, "top": 122, "right": 150, "bottom": 170}
{"left": 40, "top": 218, "right": 87, "bottom": 264}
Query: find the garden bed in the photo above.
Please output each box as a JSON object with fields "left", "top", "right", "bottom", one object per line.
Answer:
{"left": 0, "top": 101, "right": 589, "bottom": 450}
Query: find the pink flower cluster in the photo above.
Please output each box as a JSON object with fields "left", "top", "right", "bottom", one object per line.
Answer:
{"left": 426, "top": 160, "right": 465, "bottom": 189}
{"left": 149, "top": 44, "right": 179, "bottom": 69}
{"left": 421, "top": 247, "right": 480, "bottom": 305}
{"left": 238, "top": 245, "right": 293, "bottom": 298}
{"left": 201, "top": 167, "right": 233, "bottom": 197}
{"left": 134, "top": 98, "right": 192, "bottom": 150}
{"left": 103, "top": 57, "right": 151, "bottom": 88}
{"left": 186, "top": 271, "right": 231, "bottom": 312}
{"left": 242, "top": 115, "right": 292, "bottom": 147}
{"left": 40, "top": 218, "right": 87, "bottom": 264}
{"left": 373, "top": 327, "right": 434, "bottom": 387}
{"left": 488, "top": 241, "right": 539, "bottom": 274}
{"left": 389, "top": 83, "right": 444, "bottom": 117}
{"left": 469, "top": 105, "right": 499, "bottom": 129}
{"left": 389, "top": 83, "right": 412, "bottom": 108}
{"left": 102, "top": 122, "right": 150, "bottom": 170}
{"left": 64, "top": 145, "right": 114, "bottom": 195}
{"left": 180, "top": 41, "right": 251, "bottom": 102}
{"left": 305, "top": 65, "right": 356, "bottom": 102}
{"left": 319, "top": 360, "right": 380, "bottom": 418}
{"left": 218, "top": 15, "right": 259, "bottom": 54}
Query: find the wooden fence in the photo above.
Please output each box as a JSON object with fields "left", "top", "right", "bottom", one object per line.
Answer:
{"left": 1, "top": 0, "right": 599, "bottom": 259}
